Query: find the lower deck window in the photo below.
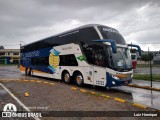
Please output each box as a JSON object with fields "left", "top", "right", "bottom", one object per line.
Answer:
{"left": 59, "top": 54, "right": 78, "bottom": 66}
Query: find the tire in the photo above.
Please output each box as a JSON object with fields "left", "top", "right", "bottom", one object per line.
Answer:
{"left": 62, "top": 71, "right": 71, "bottom": 84}
{"left": 25, "top": 68, "right": 31, "bottom": 76}
{"left": 74, "top": 72, "right": 84, "bottom": 86}
{"left": 25, "top": 68, "right": 28, "bottom": 76}
{"left": 29, "top": 69, "right": 33, "bottom": 76}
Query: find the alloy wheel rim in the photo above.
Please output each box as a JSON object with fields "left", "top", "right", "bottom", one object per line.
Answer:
{"left": 76, "top": 75, "right": 82, "bottom": 84}
{"left": 64, "top": 73, "right": 70, "bottom": 82}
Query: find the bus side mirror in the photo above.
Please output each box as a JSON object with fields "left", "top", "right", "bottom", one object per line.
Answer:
{"left": 92, "top": 39, "right": 117, "bottom": 53}
{"left": 128, "top": 44, "right": 142, "bottom": 56}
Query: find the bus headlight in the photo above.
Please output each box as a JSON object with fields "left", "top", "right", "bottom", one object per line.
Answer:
{"left": 112, "top": 75, "right": 119, "bottom": 80}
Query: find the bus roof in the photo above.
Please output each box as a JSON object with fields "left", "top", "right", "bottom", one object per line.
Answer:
{"left": 21, "top": 24, "right": 115, "bottom": 47}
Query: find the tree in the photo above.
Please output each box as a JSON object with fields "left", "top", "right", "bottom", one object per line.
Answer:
{"left": 0, "top": 46, "right": 4, "bottom": 49}
{"left": 141, "top": 54, "right": 148, "bottom": 62}
{"left": 141, "top": 53, "right": 154, "bottom": 62}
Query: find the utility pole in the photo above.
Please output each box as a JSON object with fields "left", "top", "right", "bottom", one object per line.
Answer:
{"left": 18, "top": 43, "right": 21, "bottom": 68}
{"left": 148, "top": 47, "right": 152, "bottom": 88}
{"left": 19, "top": 41, "right": 25, "bottom": 68}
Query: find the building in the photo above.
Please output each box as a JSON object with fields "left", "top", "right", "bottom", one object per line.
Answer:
{"left": 0, "top": 49, "right": 20, "bottom": 64}
{"left": 137, "top": 50, "right": 160, "bottom": 64}
{"left": 153, "top": 51, "right": 160, "bottom": 64}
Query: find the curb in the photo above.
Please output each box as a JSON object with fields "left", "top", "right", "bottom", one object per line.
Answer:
{"left": 1, "top": 79, "right": 159, "bottom": 111}
{"left": 0, "top": 79, "right": 55, "bottom": 86}
{"left": 132, "top": 103, "right": 147, "bottom": 109}
{"left": 127, "top": 84, "right": 160, "bottom": 91}
{"left": 71, "top": 87, "right": 159, "bottom": 111}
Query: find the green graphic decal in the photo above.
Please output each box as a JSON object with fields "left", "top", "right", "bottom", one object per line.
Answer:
{"left": 77, "top": 55, "right": 86, "bottom": 62}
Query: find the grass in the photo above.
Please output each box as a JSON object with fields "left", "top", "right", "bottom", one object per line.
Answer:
{"left": 136, "top": 64, "right": 160, "bottom": 68}
{"left": 133, "top": 74, "right": 160, "bottom": 81}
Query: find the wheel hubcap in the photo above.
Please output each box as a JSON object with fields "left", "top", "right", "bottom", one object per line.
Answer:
{"left": 64, "top": 74, "right": 70, "bottom": 82}
{"left": 76, "top": 75, "right": 82, "bottom": 84}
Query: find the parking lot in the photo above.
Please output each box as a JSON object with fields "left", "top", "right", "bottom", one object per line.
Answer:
{"left": 0, "top": 66, "right": 160, "bottom": 120}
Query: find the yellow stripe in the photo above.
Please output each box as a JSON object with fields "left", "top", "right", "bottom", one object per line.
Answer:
{"left": 101, "top": 94, "right": 111, "bottom": 98}
{"left": 52, "top": 61, "right": 59, "bottom": 64}
{"left": 43, "top": 82, "right": 49, "bottom": 84}
{"left": 132, "top": 103, "right": 147, "bottom": 109}
{"left": 90, "top": 92, "right": 97, "bottom": 95}
{"left": 80, "top": 89, "right": 87, "bottom": 93}
{"left": 16, "top": 80, "right": 22, "bottom": 82}
{"left": 24, "top": 92, "right": 29, "bottom": 97}
{"left": 36, "top": 80, "right": 42, "bottom": 83}
{"left": 30, "top": 80, "right": 36, "bottom": 82}
{"left": 53, "top": 56, "right": 59, "bottom": 58}
{"left": 3, "top": 80, "right": 8, "bottom": 82}
{"left": 49, "top": 83, "right": 55, "bottom": 85}
{"left": 23, "top": 80, "right": 29, "bottom": 82}
{"left": 71, "top": 87, "right": 77, "bottom": 90}
{"left": 114, "top": 98, "right": 126, "bottom": 103}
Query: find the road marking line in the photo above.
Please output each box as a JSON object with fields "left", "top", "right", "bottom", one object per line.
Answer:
{"left": 0, "top": 83, "right": 40, "bottom": 120}
{"left": 132, "top": 103, "right": 147, "bottom": 109}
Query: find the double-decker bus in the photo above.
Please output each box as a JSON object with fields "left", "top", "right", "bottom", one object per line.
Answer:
{"left": 20, "top": 24, "right": 141, "bottom": 88}
{"left": 131, "top": 53, "right": 137, "bottom": 69}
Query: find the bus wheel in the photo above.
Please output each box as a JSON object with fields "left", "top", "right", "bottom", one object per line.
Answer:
{"left": 62, "top": 71, "right": 71, "bottom": 84}
{"left": 74, "top": 72, "right": 84, "bottom": 86}
{"left": 25, "top": 68, "right": 28, "bottom": 76}
{"left": 28, "top": 68, "right": 32, "bottom": 76}
{"left": 25, "top": 68, "right": 31, "bottom": 76}
{"left": 30, "top": 69, "right": 33, "bottom": 76}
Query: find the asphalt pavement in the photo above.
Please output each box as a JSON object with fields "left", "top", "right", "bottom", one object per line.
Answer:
{"left": 0, "top": 66, "right": 160, "bottom": 119}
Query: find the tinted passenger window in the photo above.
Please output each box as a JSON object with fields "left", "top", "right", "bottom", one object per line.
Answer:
{"left": 31, "top": 57, "right": 49, "bottom": 66}
{"left": 56, "top": 27, "right": 100, "bottom": 44}
{"left": 59, "top": 54, "right": 78, "bottom": 66}
{"left": 82, "top": 42, "right": 107, "bottom": 67}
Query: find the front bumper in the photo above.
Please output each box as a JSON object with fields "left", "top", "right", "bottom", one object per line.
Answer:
{"left": 106, "top": 73, "right": 132, "bottom": 87}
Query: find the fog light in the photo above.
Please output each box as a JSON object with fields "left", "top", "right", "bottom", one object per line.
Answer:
{"left": 112, "top": 81, "right": 116, "bottom": 85}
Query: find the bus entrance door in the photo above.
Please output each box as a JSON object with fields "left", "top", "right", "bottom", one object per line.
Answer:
{"left": 93, "top": 66, "right": 106, "bottom": 87}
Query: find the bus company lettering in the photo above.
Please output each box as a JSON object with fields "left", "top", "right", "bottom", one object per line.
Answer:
{"left": 62, "top": 47, "right": 72, "bottom": 50}
{"left": 103, "top": 28, "right": 119, "bottom": 34}
{"left": 25, "top": 51, "right": 39, "bottom": 57}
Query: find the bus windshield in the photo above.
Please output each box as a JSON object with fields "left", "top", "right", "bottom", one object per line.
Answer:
{"left": 107, "top": 46, "right": 132, "bottom": 70}
{"left": 98, "top": 26, "right": 126, "bottom": 45}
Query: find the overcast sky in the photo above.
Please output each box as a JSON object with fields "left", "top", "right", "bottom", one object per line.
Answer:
{"left": 0, "top": 0, "right": 160, "bottom": 51}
